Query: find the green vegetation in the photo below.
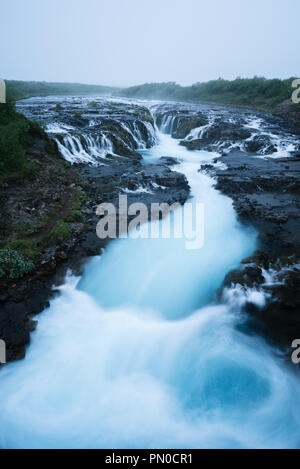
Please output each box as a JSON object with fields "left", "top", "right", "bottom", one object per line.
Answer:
{"left": 6, "top": 80, "right": 119, "bottom": 102}
{"left": 143, "top": 114, "right": 154, "bottom": 124}
{"left": 0, "top": 103, "right": 44, "bottom": 176}
{"left": 46, "top": 220, "right": 70, "bottom": 244}
{"left": 54, "top": 103, "right": 63, "bottom": 112}
{"left": 0, "top": 248, "right": 34, "bottom": 279}
{"left": 66, "top": 186, "right": 87, "bottom": 222}
{"left": 89, "top": 101, "right": 98, "bottom": 107}
{"left": 6, "top": 217, "right": 70, "bottom": 265}
{"left": 120, "top": 77, "right": 297, "bottom": 112}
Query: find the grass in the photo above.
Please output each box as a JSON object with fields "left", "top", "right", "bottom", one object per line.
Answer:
{"left": 7, "top": 218, "right": 71, "bottom": 265}
{"left": 0, "top": 103, "right": 45, "bottom": 176}
{"left": 46, "top": 220, "right": 70, "bottom": 244}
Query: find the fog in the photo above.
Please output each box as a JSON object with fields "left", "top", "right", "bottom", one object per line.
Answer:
{"left": 1, "top": 0, "right": 299, "bottom": 86}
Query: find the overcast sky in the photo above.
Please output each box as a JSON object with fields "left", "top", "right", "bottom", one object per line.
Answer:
{"left": 1, "top": 0, "right": 299, "bottom": 87}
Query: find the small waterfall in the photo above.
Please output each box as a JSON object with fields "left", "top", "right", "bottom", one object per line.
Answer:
{"left": 132, "top": 122, "right": 145, "bottom": 149}
{"left": 55, "top": 133, "right": 113, "bottom": 164}
{"left": 160, "top": 115, "right": 177, "bottom": 134}
{"left": 120, "top": 120, "right": 157, "bottom": 150}
{"left": 120, "top": 121, "right": 147, "bottom": 150}
{"left": 186, "top": 124, "right": 208, "bottom": 140}
{"left": 143, "top": 121, "right": 158, "bottom": 146}
{"left": 185, "top": 114, "right": 216, "bottom": 141}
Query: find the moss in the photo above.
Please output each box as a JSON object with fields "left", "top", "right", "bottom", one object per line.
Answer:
{"left": 54, "top": 104, "right": 63, "bottom": 112}
{"left": 19, "top": 215, "right": 50, "bottom": 236}
{"left": 143, "top": 114, "right": 154, "bottom": 124}
{"left": 72, "top": 187, "right": 88, "bottom": 209}
{"left": 46, "top": 220, "right": 70, "bottom": 244}
{"left": 66, "top": 210, "right": 83, "bottom": 222}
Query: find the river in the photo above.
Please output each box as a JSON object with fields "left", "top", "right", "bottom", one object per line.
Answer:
{"left": 0, "top": 98, "right": 299, "bottom": 449}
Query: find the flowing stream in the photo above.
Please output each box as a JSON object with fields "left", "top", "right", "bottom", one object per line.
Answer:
{"left": 0, "top": 109, "right": 300, "bottom": 449}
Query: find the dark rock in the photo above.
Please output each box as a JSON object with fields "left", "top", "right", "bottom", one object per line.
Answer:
{"left": 159, "top": 157, "right": 180, "bottom": 166}
{"left": 244, "top": 135, "right": 277, "bottom": 155}
{"left": 224, "top": 265, "right": 264, "bottom": 288}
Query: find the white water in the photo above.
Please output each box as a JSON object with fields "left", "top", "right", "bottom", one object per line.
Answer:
{"left": 54, "top": 133, "right": 113, "bottom": 165}
{"left": 0, "top": 131, "right": 300, "bottom": 449}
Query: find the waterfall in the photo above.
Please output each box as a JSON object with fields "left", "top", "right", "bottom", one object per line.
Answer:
{"left": 143, "top": 121, "right": 158, "bottom": 146}
{"left": 54, "top": 117, "right": 156, "bottom": 164}
{"left": 159, "top": 115, "right": 177, "bottom": 134}
{"left": 3, "top": 97, "right": 299, "bottom": 449}
{"left": 55, "top": 133, "right": 113, "bottom": 164}
{"left": 120, "top": 120, "right": 157, "bottom": 150}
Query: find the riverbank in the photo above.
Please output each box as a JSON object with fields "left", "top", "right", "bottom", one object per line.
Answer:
{"left": 212, "top": 152, "right": 300, "bottom": 349}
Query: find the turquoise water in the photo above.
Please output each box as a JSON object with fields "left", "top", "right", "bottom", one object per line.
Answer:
{"left": 0, "top": 132, "right": 299, "bottom": 449}
{"left": 79, "top": 133, "right": 254, "bottom": 318}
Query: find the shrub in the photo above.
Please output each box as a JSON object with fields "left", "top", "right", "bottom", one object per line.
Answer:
{"left": 0, "top": 248, "right": 34, "bottom": 279}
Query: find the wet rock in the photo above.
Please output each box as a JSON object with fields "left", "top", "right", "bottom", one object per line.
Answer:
{"left": 244, "top": 135, "right": 276, "bottom": 154}
{"left": 180, "top": 139, "right": 204, "bottom": 151}
{"left": 204, "top": 121, "right": 252, "bottom": 143}
{"left": 159, "top": 157, "right": 180, "bottom": 166}
{"left": 172, "top": 115, "right": 207, "bottom": 139}
{"left": 224, "top": 265, "right": 264, "bottom": 288}
{"left": 214, "top": 152, "right": 300, "bottom": 349}
{"left": 200, "top": 164, "right": 214, "bottom": 171}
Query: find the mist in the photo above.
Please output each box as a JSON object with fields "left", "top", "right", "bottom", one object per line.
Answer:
{"left": 1, "top": 0, "right": 299, "bottom": 87}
